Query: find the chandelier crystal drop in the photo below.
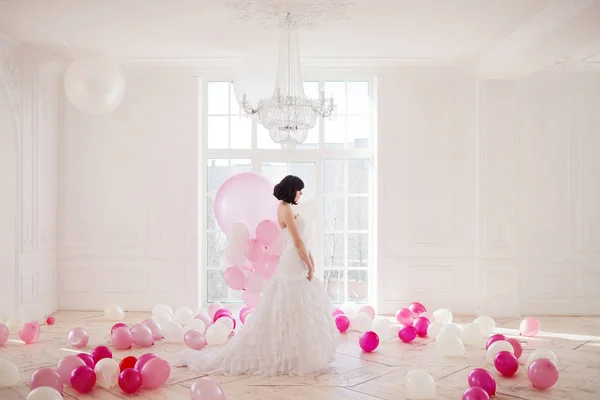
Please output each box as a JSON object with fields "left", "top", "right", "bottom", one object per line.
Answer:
{"left": 238, "top": 13, "right": 336, "bottom": 150}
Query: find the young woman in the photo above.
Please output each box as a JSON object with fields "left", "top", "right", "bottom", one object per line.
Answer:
{"left": 176, "top": 175, "right": 338, "bottom": 376}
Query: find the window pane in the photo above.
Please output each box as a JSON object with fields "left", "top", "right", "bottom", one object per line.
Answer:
{"left": 324, "top": 118, "right": 346, "bottom": 149}
{"left": 207, "top": 231, "right": 227, "bottom": 266}
{"left": 348, "top": 270, "right": 368, "bottom": 303}
{"left": 324, "top": 196, "right": 345, "bottom": 231}
{"left": 348, "top": 196, "right": 369, "bottom": 230}
{"left": 324, "top": 269, "right": 344, "bottom": 303}
{"left": 324, "top": 81, "right": 346, "bottom": 114}
{"left": 324, "top": 159, "right": 346, "bottom": 194}
{"left": 290, "top": 162, "right": 316, "bottom": 195}
{"left": 261, "top": 162, "right": 288, "bottom": 185}
{"left": 348, "top": 233, "right": 368, "bottom": 267}
{"left": 257, "top": 125, "right": 280, "bottom": 149}
{"left": 230, "top": 159, "right": 252, "bottom": 176}
{"left": 207, "top": 195, "right": 217, "bottom": 230}
{"left": 230, "top": 82, "right": 240, "bottom": 115}
{"left": 324, "top": 233, "right": 344, "bottom": 267}
{"left": 347, "top": 82, "right": 369, "bottom": 115}
{"left": 348, "top": 159, "right": 369, "bottom": 193}
{"left": 230, "top": 116, "right": 251, "bottom": 149}
{"left": 304, "top": 81, "right": 319, "bottom": 99}
{"left": 207, "top": 82, "right": 229, "bottom": 114}
{"left": 206, "top": 159, "right": 229, "bottom": 193}
{"left": 207, "top": 269, "right": 227, "bottom": 303}
{"left": 347, "top": 115, "right": 369, "bottom": 149}
{"left": 207, "top": 116, "right": 229, "bottom": 149}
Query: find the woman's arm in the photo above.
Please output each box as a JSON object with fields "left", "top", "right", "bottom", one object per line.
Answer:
{"left": 281, "top": 206, "right": 313, "bottom": 276}
{"left": 308, "top": 251, "right": 315, "bottom": 281}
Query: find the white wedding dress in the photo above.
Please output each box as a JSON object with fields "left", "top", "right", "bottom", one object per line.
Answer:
{"left": 175, "top": 213, "right": 339, "bottom": 376}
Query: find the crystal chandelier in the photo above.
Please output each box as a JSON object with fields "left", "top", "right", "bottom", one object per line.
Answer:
{"left": 239, "top": 13, "right": 336, "bottom": 150}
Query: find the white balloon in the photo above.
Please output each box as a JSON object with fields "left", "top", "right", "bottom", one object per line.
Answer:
{"left": 162, "top": 320, "right": 185, "bottom": 343}
{"left": 433, "top": 309, "right": 453, "bottom": 324}
{"left": 175, "top": 307, "right": 195, "bottom": 326}
{"left": 104, "top": 303, "right": 124, "bottom": 321}
{"left": 215, "top": 317, "right": 234, "bottom": 332}
{"left": 350, "top": 312, "right": 373, "bottom": 332}
{"left": 27, "top": 386, "right": 63, "bottom": 400}
{"left": 205, "top": 322, "right": 230, "bottom": 346}
{"left": 405, "top": 369, "right": 436, "bottom": 399}
{"left": 341, "top": 302, "right": 357, "bottom": 318}
{"left": 420, "top": 311, "right": 435, "bottom": 323}
{"left": 460, "top": 323, "right": 482, "bottom": 346}
{"left": 428, "top": 322, "right": 444, "bottom": 339}
{"left": 372, "top": 318, "right": 393, "bottom": 340}
{"left": 94, "top": 358, "right": 120, "bottom": 388}
{"left": 64, "top": 57, "right": 126, "bottom": 115}
{"left": 474, "top": 316, "right": 496, "bottom": 336}
{"left": 229, "top": 223, "right": 250, "bottom": 244}
{"left": 185, "top": 319, "right": 206, "bottom": 334}
{"left": 440, "top": 324, "right": 460, "bottom": 337}
{"left": 152, "top": 304, "right": 174, "bottom": 321}
{"left": 0, "top": 358, "right": 20, "bottom": 387}
{"left": 435, "top": 334, "right": 466, "bottom": 357}
{"left": 486, "top": 340, "right": 514, "bottom": 363}
{"left": 225, "top": 243, "right": 247, "bottom": 267}
{"left": 526, "top": 349, "right": 558, "bottom": 369}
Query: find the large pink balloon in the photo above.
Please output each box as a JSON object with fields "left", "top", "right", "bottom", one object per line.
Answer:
{"left": 189, "top": 377, "right": 227, "bottom": 400}
{"left": 223, "top": 266, "right": 246, "bottom": 290}
{"left": 214, "top": 172, "right": 278, "bottom": 236}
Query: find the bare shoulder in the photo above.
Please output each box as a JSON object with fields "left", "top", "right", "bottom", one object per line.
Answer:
{"left": 278, "top": 202, "right": 293, "bottom": 219}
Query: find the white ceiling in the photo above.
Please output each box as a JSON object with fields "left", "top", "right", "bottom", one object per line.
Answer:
{"left": 1, "top": 0, "right": 599, "bottom": 75}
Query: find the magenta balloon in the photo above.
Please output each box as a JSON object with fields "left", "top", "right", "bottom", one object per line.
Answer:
{"left": 359, "top": 331, "right": 379, "bottom": 352}
{"left": 506, "top": 338, "right": 523, "bottom": 359}
{"left": 56, "top": 355, "right": 86, "bottom": 384}
{"left": 468, "top": 368, "right": 496, "bottom": 396}
{"left": 398, "top": 325, "right": 417, "bottom": 343}
{"left": 76, "top": 353, "right": 95, "bottom": 369}
{"left": 91, "top": 346, "right": 112, "bottom": 365}
{"left": 335, "top": 314, "right": 350, "bottom": 333}
{"left": 395, "top": 308, "right": 414, "bottom": 325}
{"left": 30, "top": 368, "right": 63, "bottom": 393}
{"left": 110, "top": 323, "right": 128, "bottom": 334}
{"left": 414, "top": 317, "right": 430, "bottom": 337}
{"left": 332, "top": 308, "right": 344, "bottom": 318}
{"left": 408, "top": 302, "right": 426, "bottom": 317}
{"left": 134, "top": 353, "right": 158, "bottom": 372}
{"left": 119, "top": 368, "right": 143, "bottom": 393}
{"left": 70, "top": 366, "right": 96, "bottom": 393}
{"left": 486, "top": 334, "right": 506, "bottom": 350}
{"left": 462, "top": 386, "right": 490, "bottom": 400}
{"left": 214, "top": 172, "right": 278, "bottom": 235}
{"left": 528, "top": 358, "right": 559, "bottom": 389}
{"left": 494, "top": 351, "right": 519, "bottom": 377}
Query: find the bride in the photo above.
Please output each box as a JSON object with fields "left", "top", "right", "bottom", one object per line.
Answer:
{"left": 176, "top": 175, "right": 339, "bottom": 376}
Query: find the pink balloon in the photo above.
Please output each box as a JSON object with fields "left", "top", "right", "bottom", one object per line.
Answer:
{"left": 468, "top": 368, "right": 496, "bottom": 396}
{"left": 245, "top": 239, "right": 266, "bottom": 263}
{"left": 30, "top": 368, "right": 63, "bottom": 393}
{"left": 134, "top": 353, "right": 157, "bottom": 372}
{"left": 239, "top": 306, "right": 251, "bottom": 320}
{"left": 462, "top": 386, "right": 490, "bottom": 400}
{"left": 240, "top": 309, "right": 252, "bottom": 324}
{"left": 140, "top": 357, "right": 171, "bottom": 388}
{"left": 0, "top": 324, "right": 9, "bottom": 345}
{"left": 414, "top": 316, "right": 430, "bottom": 337}
{"left": 528, "top": 358, "right": 559, "bottom": 389}
{"left": 359, "top": 331, "right": 379, "bottom": 352}
{"left": 131, "top": 324, "right": 154, "bottom": 347}
{"left": 76, "top": 353, "right": 95, "bottom": 369}
{"left": 243, "top": 290, "right": 261, "bottom": 308}
{"left": 520, "top": 317, "right": 541, "bottom": 337}
{"left": 256, "top": 219, "right": 280, "bottom": 246}
{"left": 395, "top": 308, "right": 414, "bottom": 325}
{"left": 216, "top": 314, "right": 236, "bottom": 330}
{"left": 408, "top": 302, "right": 426, "bottom": 317}
{"left": 332, "top": 308, "right": 344, "bottom": 318}
{"left": 265, "top": 233, "right": 286, "bottom": 256}
{"left": 214, "top": 172, "right": 278, "bottom": 235}
{"left": 359, "top": 305, "right": 376, "bottom": 319}
{"left": 195, "top": 313, "right": 213, "bottom": 329}
{"left": 486, "top": 334, "right": 506, "bottom": 350}
{"left": 262, "top": 254, "right": 280, "bottom": 278}
{"left": 119, "top": 368, "right": 143, "bottom": 393}
{"left": 224, "top": 266, "right": 246, "bottom": 290}
{"left": 398, "top": 325, "right": 417, "bottom": 343}
{"left": 91, "top": 346, "right": 112, "bottom": 365}
{"left": 208, "top": 303, "right": 223, "bottom": 319}
{"left": 19, "top": 322, "right": 40, "bottom": 344}
{"left": 142, "top": 319, "right": 163, "bottom": 340}
{"left": 213, "top": 309, "right": 232, "bottom": 322}
{"left": 335, "top": 314, "right": 350, "bottom": 332}
{"left": 494, "top": 351, "right": 519, "bottom": 377}
{"left": 56, "top": 355, "right": 86, "bottom": 384}
{"left": 112, "top": 326, "right": 133, "bottom": 350}
{"left": 111, "top": 323, "right": 128, "bottom": 334}
{"left": 185, "top": 329, "right": 207, "bottom": 350}
{"left": 70, "top": 365, "right": 96, "bottom": 393}
{"left": 506, "top": 338, "right": 523, "bottom": 359}
{"left": 189, "top": 377, "right": 227, "bottom": 400}
{"left": 246, "top": 271, "right": 265, "bottom": 294}
{"left": 46, "top": 316, "right": 56, "bottom": 325}
{"left": 68, "top": 327, "right": 89, "bottom": 348}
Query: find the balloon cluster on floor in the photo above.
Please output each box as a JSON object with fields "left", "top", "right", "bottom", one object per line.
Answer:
{"left": 332, "top": 302, "right": 559, "bottom": 399}
{"left": 216, "top": 172, "right": 317, "bottom": 307}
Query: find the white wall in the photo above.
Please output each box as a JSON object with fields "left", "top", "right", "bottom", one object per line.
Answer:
{"left": 58, "top": 67, "right": 198, "bottom": 311}
{"left": 377, "top": 68, "right": 600, "bottom": 317}
{"left": 58, "top": 64, "right": 600, "bottom": 317}
{"left": 0, "top": 44, "right": 59, "bottom": 321}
